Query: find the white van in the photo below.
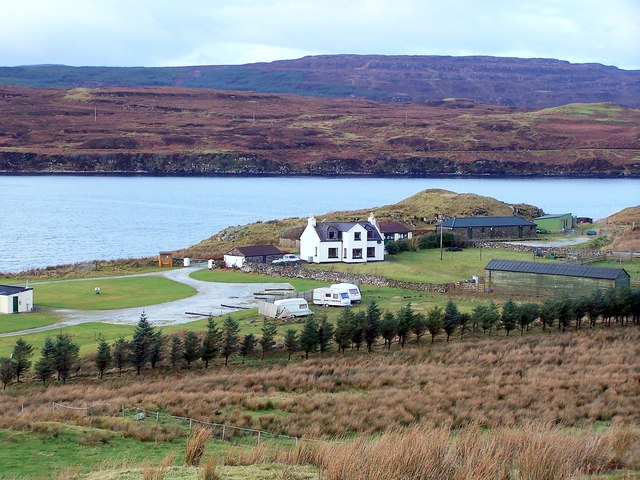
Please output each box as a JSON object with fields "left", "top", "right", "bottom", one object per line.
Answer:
{"left": 273, "top": 298, "right": 313, "bottom": 317}
{"left": 312, "top": 287, "right": 351, "bottom": 307}
{"left": 330, "top": 283, "right": 361, "bottom": 304}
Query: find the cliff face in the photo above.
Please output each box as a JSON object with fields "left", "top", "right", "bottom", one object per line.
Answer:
{"left": 1, "top": 55, "right": 639, "bottom": 108}
{"left": 1, "top": 87, "right": 639, "bottom": 177}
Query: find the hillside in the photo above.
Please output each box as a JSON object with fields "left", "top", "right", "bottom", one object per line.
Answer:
{"left": 1, "top": 86, "right": 639, "bottom": 177}
{"left": 177, "top": 189, "right": 541, "bottom": 258}
{"left": 1, "top": 55, "right": 639, "bottom": 108}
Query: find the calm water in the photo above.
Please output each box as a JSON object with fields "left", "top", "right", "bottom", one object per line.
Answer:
{"left": 1, "top": 175, "right": 638, "bottom": 273}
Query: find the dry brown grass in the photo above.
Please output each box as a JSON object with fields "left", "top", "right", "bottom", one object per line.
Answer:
{"left": 142, "top": 452, "right": 174, "bottom": 480}
{"left": 202, "top": 453, "right": 221, "bottom": 480}
{"left": 185, "top": 427, "right": 211, "bottom": 466}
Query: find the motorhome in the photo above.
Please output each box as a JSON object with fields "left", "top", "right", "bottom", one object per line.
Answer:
{"left": 312, "top": 286, "right": 351, "bottom": 307}
{"left": 330, "top": 283, "right": 361, "bottom": 303}
{"left": 273, "top": 298, "right": 313, "bottom": 317}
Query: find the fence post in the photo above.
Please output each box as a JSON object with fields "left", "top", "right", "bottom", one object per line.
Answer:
{"left": 222, "top": 425, "right": 226, "bottom": 440}
{"left": 189, "top": 418, "right": 192, "bottom": 433}
{"left": 121, "top": 404, "right": 125, "bottom": 418}
{"left": 156, "top": 411, "right": 159, "bottom": 424}
{"left": 257, "top": 431, "right": 261, "bottom": 444}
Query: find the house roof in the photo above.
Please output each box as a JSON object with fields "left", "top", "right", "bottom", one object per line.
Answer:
{"left": 231, "top": 245, "right": 283, "bottom": 257}
{"left": 0, "top": 284, "right": 32, "bottom": 296}
{"left": 485, "top": 259, "right": 628, "bottom": 280}
{"left": 378, "top": 221, "right": 411, "bottom": 234}
{"left": 442, "top": 216, "right": 536, "bottom": 228}
{"left": 315, "top": 221, "right": 383, "bottom": 242}
{"left": 280, "top": 226, "right": 306, "bottom": 240}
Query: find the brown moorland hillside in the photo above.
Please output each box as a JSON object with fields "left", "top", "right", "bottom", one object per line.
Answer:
{"left": 1, "top": 86, "right": 639, "bottom": 176}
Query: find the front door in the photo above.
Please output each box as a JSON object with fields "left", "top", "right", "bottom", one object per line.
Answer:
{"left": 12, "top": 296, "right": 19, "bottom": 313}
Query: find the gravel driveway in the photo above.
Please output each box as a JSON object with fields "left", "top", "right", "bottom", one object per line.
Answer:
{"left": 0, "top": 267, "right": 293, "bottom": 337}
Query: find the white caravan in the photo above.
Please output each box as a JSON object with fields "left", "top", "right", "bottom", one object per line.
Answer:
{"left": 330, "top": 283, "right": 361, "bottom": 304}
{"left": 273, "top": 298, "right": 313, "bottom": 317}
{"left": 312, "top": 286, "right": 351, "bottom": 307}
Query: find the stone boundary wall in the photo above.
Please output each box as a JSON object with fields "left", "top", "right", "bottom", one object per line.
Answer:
{"left": 241, "top": 262, "right": 449, "bottom": 293}
{"left": 472, "top": 242, "right": 608, "bottom": 263}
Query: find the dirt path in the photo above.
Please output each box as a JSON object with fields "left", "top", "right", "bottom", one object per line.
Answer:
{"left": 0, "top": 268, "right": 292, "bottom": 337}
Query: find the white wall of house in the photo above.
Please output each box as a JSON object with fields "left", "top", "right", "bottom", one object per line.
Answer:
{"left": 223, "top": 254, "right": 245, "bottom": 268}
{"left": 0, "top": 290, "right": 34, "bottom": 314}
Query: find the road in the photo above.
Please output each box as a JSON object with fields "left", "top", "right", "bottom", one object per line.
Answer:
{"left": 0, "top": 267, "right": 294, "bottom": 338}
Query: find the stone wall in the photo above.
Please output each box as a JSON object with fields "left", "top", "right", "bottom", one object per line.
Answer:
{"left": 241, "top": 262, "right": 449, "bottom": 293}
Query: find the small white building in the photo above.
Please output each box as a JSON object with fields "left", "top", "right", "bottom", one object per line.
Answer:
{"left": 300, "top": 214, "right": 385, "bottom": 264}
{"left": 224, "top": 245, "right": 283, "bottom": 268}
{"left": 0, "top": 284, "right": 34, "bottom": 314}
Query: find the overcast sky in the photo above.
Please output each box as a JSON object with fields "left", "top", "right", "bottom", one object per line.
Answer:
{"left": 1, "top": 0, "right": 638, "bottom": 69}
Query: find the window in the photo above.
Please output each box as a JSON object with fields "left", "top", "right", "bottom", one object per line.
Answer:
{"left": 354, "top": 232, "right": 361, "bottom": 241}
{"left": 328, "top": 231, "right": 336, "bottom": 239}
{"left": 367, "top": 247, "right": 376, "bottom": 258}
{"left": 352, "top": 248, "right": 363, "bottom": 259}
{"left": 367, "top": 229, "right": 374, "bottom": 239}
{"left": 328, "top": 248, "right": 339, "bottom": 259}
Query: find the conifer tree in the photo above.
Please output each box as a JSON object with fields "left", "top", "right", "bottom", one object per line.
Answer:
{"left": 170, "top": 335, "right": 183, "bottom": 368}
{"left": 95, "top": 335, "right": 112, "bottom": 379}
{"left": 259, "top": 317, "right": 277, "bottom": 360}
{"left": 443, "top": 300, "right": 460, "bottom": 342}
{"left": 130, "top": 311, "right": 155, "bottom": 374}
{"left": 54, "top": 333, "right": 79, "bottom": 384}
{"left": 426, "top": 305, "right": 444, "bottom": 343}
{"left": 239, "top": 334, "right": 257, "bottom": 364}
{"left": 413, "top": 312, "right": 427, "bottom": 343}
{"left": 283, "top": 329, "right": 298, "bottom": 361}
{"left": 380, "top": 311, "right": 397, "bottom": 349}
{"left": 221, "top": 315, "right": 240, "bottom": 366}
{"left": 459, "top": 312, "right": 471, "bottom": 339}
{"left": 364, "top": 300, "right": 382, "bottom": 352}
{"left": 500, "top": 299, "right": 519, "bottom": 336}
{"left": 112, "top": 337, "right": 129, "bottom": 375}
{"left": 34, "top": 337, "right": 56, "bottom": 386}
{"left": 11, "top": 338, "right": 33, "bottom": 383}
{"left": 149, "top": 329, "right": 166, "bottom": 369}
{"left": 299, "top": 316, "right": 318, "bottom": 359}
{"left": 396, "top": 303, "right": 415, "bottom": 347}
{"left": 334, "top": 308, "right": 354, "bottom": 353}
{"left": 0, "top": 358, "right": 14, "bottom": 391}
{"left": 183, "top": 331, "right": 201, "bottom": 368}
{"left": 317, "top": 313, "right": 334, "bottom": 355}
{"left": 201, "top": 316, "right": 220, "bottom": 368}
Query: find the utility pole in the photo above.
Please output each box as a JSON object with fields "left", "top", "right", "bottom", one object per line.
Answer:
{"left": 440, "top": 222, "right": 444, "bottom": 261}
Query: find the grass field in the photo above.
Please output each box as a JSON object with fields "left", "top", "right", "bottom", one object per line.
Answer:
{"left": 0, "top": 312, "right": 60, "bottom": 334}
{"left": 307, "top": 247, "right": 550, "bottom": 283}
{"left": 190, "top": 268, "right": 325, "bottom": 292}
{"left": 32, "top": 276, "right": 196, "bottom": 310}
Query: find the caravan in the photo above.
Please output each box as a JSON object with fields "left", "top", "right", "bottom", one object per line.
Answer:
{"left": 312, "top": 286, "right": 351, "bottom": 307}
{"left": 330, "top": 283, "right": 361, "bottom": 304}
{"left": 273, "top": 298, "right": 313, "bottom": 317}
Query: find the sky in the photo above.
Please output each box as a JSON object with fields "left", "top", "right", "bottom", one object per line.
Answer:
{"left": 1, "top": 0, "right": 638, "bottom": 70}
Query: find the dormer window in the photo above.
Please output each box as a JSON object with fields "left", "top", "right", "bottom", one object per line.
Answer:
{"left": 354, "top": 232, "right": 361, "bottom": 241}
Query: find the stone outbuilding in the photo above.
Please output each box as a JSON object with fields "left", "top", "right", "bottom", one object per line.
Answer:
{"left": 441, "top": 216, "right": 537, "bottom": 241}
{"left": 224, "top": 245, "right": 283, "bottom": 268}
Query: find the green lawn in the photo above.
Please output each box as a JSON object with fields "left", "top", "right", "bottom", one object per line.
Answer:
{"left": 306, "top": 247, "right": 551, "bottom": 284}
{"left": 32, "top": 276, "right": 196, "bottom": 310}
{"left": 190, "top": 268, "right": 326, "bottom": 292}
{"left": 0, "top": 311, "right": 60, "bottom": 334}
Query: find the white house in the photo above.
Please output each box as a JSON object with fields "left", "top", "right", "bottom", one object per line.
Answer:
{"left": 300, "top": 214, "right": 385, "bottom": 264}
{"left": 0, "top": 284, "right": 34, "bottom": 314}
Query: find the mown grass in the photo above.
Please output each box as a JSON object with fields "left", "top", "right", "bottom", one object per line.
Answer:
{"left": 190, "top": 268, "right": 325, "bottom": 292}
{"left": 0, "top": 311, "right": 60, "bottom": 334}
{"left": 307, "top": 247, "right": 551, "bottom": 283}
{"left": 33, "top": 276, "right": 196, "bottom": 310}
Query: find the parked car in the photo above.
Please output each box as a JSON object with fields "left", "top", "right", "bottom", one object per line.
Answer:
{"left": 585, "top": 229, "right": 597, "bottom": 236}
{"left": 272, "top": 254, "right": 300, "bottom": 264}
{"left": 446, "top": 246, "right": 463, "bottom": 252}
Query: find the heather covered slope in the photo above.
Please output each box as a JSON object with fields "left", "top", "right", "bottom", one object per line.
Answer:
{"left": 1, "top": 55, "right": 639, "bottom": 108}
{"left": 1, "top": 86, "right": 638, "bottom": 176}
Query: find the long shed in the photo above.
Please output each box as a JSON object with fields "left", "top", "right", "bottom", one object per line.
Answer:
{"left": 441, "top": 216, "right": 536, "bottom": 241}
{"left": 534, "top": 213, "right": 573, "bottom": 232}
{"left": 484, "top": 259, "right": 630, "bottom": 297}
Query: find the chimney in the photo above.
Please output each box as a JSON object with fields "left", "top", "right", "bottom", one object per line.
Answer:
{"left": 308, "top": 215, "right": 316, "bottom": 227}
{"left": 367, "top": 213, "right": 376, "bottom": 226}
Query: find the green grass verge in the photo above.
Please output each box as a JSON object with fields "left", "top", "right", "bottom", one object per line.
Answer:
{"left": 33, "top": 276, "right": 196, "bottom": 310}
{"left": 190, "top": 268, "right": 325, "bottom": 292}
{"left": 0, "top": 311, "right": 60, "bottom": 334}
{"left": 306, "top": 247, "right": 551, "bottom": 284}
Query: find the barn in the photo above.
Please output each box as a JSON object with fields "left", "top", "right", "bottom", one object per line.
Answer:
{"left": 224, "top": 245, "right": 283, "bottom": 268}
{"left": 534, "top": 213, "right": 573, "bottom": 233}
{"left": 441, "top": 216, "right": 537, "bottom": 241}
{"left": 0, "top": 284, "right": 34, "bottom": 314}
{"left": 484, "top": 259, "right": 630, "bottom": 297}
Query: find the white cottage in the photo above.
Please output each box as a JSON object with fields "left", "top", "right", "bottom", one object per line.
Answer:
{"left": 300, "top": 214, "right": 385, "bottom": 264}
{"left": 0, "top": 285, "right": 34, "bottom": 314}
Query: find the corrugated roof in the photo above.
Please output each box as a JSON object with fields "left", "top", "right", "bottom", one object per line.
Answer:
{"left": 0, "top": 284, "right": 31, "bottom": 296}
{"left": 378, "top": 221, "right": 411, "bottom": 233}
{"left": 535, "top": 213, "right": 572, "bottom": 220}
{"left": 442, "top": 216, "right": 536, "bottom": 228}
{"left": 232, "top": 245, "right": 283, "bottom": 257}
{"left": 485, "top": 259, "right": 627, "bottom": 280}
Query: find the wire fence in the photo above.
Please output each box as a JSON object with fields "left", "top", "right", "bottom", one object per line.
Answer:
{"left": 51, "top": 401, "right": 303, "bottom": 446}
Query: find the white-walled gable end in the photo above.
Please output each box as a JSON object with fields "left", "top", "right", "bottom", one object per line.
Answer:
{"left": 0, "top": 285, "right": 34, "bottom": 314}
{"left": 300, "top": 214, "right": 385, "bottom": 264}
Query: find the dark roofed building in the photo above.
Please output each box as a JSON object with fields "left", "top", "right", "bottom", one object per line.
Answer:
{"left": 378, "top": 221, "right": 412, "bottom": 243}
{"left": 0, "top": 284, "right": 34, "bottom": 314}
{"left": 484, "top": 259, "right": 630, "bottom": 297}
{"left": 224, "top": 245, "right": 283, "bottom": 268}
{"left": 441, "top": 216, "right": 536, "bottom": 240}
